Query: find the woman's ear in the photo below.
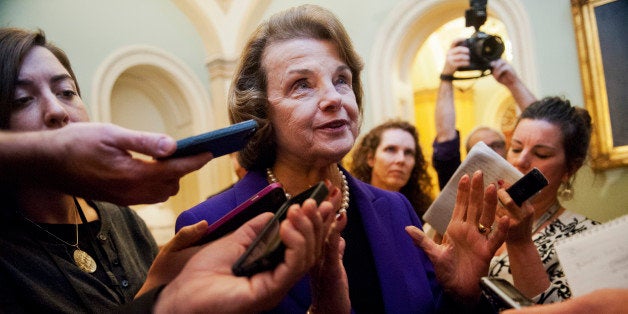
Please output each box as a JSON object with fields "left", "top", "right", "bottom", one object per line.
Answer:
{"left": 367, "top": 152, "right": 374, "bottom": 168}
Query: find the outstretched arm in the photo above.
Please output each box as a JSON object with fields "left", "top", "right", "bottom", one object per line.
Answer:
{"left": 406, "top": 171, "right": 508, "bottom": 305}
{"left": 490, "top": 59, "right": 537, "bottom": 111}
{"left": 496, "top": 183, "right": 550, "bottom": 298}
{"left": 435, "top": 42, "right": 470, "bottom": 143}
{"left": 0, "top": 122, "right": 212, "bottom": 205}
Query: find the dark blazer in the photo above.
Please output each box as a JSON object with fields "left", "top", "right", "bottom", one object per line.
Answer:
{"left": 176, "top": 168, "right": 444, "bottom": 313}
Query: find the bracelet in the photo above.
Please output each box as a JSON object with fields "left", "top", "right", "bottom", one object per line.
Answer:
{"left": 440, "top": 73, "right": 455, "bottom": 81}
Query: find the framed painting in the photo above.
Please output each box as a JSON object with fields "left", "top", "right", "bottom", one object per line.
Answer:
{"left": 571, "top": 0, "right": 627, "bottom": 169}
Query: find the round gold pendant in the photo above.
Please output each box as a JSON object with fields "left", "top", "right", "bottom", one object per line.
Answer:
{"left": 73, "top": 249, "right": 97, "bottom": 273}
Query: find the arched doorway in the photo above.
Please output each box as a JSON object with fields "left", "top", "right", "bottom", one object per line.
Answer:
{"left": 91, "top": 45, "right": 213, "bottom": 245}
{"left": 368, "top": 0, "right": 537, "bottom": 192}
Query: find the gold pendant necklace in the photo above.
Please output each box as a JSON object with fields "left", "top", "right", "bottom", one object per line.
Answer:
{"left": 73, "top": 248, "right": 97, "bottom": 273}
{"left": 20, "top": 197, "right": 97, "bottom": 273}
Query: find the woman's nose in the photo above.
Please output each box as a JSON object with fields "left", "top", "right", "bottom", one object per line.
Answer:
{"left": 318, "top": 83, "right": 343, "bottom": 111}
{"left": 42, "top": 94, "right": 69, "bottom": 128}
{"left": 512, "top": 151, "right": 531, "bottom": 172}
{"left": 394, "top": 151, "right": 406, "bottom": 163}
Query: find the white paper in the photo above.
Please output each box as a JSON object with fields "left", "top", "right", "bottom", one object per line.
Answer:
{"left": 555, "top": 214, "right": 628, "bottom": 296}
{"left": 422, "top": 141, "right": 523, "bottom": 235}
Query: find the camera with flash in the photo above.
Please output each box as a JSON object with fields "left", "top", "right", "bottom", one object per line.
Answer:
{"left": 457, "top": 0, "right": 505, "bottom": 72}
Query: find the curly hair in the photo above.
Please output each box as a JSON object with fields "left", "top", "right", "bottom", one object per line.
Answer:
{"left": 351, "top": 120, "right": 433, "bottom": 218}
{"left": 228, "top": 4, "right": 364, "bottom": 171}
{"left": 518, "top": 96, "right": 592, "bottom": 176}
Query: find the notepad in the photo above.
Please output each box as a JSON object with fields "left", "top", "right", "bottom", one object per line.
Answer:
{"left": 422, "top": 141, "right": 523, "bottom": 235}
{"left": 555, "top": 214, "right": 628, "bottom": 297}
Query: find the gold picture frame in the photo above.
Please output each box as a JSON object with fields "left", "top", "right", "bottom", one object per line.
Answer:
{"left": 571, "top": 0, "right": 628, "bottom": 169}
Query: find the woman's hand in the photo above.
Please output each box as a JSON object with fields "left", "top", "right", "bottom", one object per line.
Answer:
{"left": 496, "top": 180, "right": 551, "bottom": 298}
{"left": 495, "top": 182, "right": 535, "bottom": 244}
{"left": 309, "top": 186, "right": 350, "bottom": 313}
{"left": 135, "top": 221, "right": 208, "bottom": 298}
{"left": 153, "top": 199, "right": 336, "bottom": 313}
{"left": 406, "top": 171, "right": 508, "bottom": 305}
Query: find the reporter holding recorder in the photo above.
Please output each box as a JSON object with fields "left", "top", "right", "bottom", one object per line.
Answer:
{"left": 488, "top": 97, "right": 600, "bottom": 304}
{"left": 0, "top": 27, "right": 338, "bottom": 313}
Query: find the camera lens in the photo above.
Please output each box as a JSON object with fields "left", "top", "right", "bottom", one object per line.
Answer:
{"left": 478, "top": 35, "right": 505, "bottom": 62}
{"left": 457, "top": 31, "right": 505, "bottom": 72}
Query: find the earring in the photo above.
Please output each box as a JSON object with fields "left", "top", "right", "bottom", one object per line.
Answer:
{"left": 558, "top": 179, "right": 574, "bottom": 200}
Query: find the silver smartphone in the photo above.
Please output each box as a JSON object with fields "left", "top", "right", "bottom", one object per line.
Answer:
{"left": 480, "top": 277, "right": 534, "bottom": 310}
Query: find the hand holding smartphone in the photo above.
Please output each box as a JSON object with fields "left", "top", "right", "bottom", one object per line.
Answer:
{"left": 505, "top": 168, "right": 548, "bottom": 206}
{"left": 193, "top": 183, "right": 287, "bottom": 245}
{"left": 164, "top": 119, "right": 258, "bottom": 159}
{"left": 232, "top": 182, "right": 329, "bottom": 277}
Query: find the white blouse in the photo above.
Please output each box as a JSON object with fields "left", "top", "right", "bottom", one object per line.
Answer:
{"left": 489, "top": 210, "right": 600, "bottom": 304}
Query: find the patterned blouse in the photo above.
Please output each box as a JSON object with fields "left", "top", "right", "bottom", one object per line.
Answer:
{"left": 488, "top": 210, "right": 600, "bottom": 304}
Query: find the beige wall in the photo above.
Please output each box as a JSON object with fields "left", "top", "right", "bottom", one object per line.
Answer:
{"left": 1, "top": 0, "right": 626, "bottom": 222}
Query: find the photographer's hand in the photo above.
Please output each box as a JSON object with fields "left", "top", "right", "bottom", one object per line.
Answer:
{"left": 491, "top": 59, "right": 519, "bottom": 86}
{"left": 490, "top": 59, "right": 537, "bottom": 110}
{"left": 442, "top": 39, "right": 470, "bottom": 75}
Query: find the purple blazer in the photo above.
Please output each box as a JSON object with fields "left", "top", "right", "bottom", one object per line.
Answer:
{"left": 176, "top": 168, "right": 444, "bottom": 313}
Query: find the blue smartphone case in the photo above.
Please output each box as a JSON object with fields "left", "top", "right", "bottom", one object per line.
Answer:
{"left": 167, "top": 119, "right": 258, "bottom": 159}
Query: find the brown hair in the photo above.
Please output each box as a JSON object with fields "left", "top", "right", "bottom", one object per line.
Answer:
{"left": 0, "top": 28, "right": 81, "bottom": 129}
{"left": 517, "top": 96, "right": 592, "bottom": 176}
{"left": 228, "top": 4, "right": 364, "bottom": 170}
{"left": 351, "top": 120, "right": 433, "bottom": 218}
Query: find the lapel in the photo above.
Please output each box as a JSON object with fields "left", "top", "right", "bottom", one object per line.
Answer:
{"left": 346, "top": 170, "right": 439, "bottom": 313}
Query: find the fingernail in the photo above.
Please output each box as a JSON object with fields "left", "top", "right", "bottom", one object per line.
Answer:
{"left": 335, "top": 209, "right": 346, "bottom": 220}
{"left": 498, "top": 179, "right": 505, "bottom": 187}
{"left": 158, "top": 137, "right": 173, "bottom": 155}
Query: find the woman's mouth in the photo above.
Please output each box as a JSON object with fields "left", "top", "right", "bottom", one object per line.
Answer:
{"left": 318, "top": 119, "right": 348, "bottom": 131}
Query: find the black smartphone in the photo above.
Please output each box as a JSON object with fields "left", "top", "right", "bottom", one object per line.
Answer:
{"left": 506, "top": 168, "right": 548, "bottom": 206}
{"left": 232, "top": 181, "right": 329, "bottom": 277}
{"left": 480, "top": 277, "right": 534, "bottom": 310}
{"left": 193, "top": 183, "right": 287, "bottom": 245}
{"left": 164, "top": 119, "right": 258, "bottom": 159}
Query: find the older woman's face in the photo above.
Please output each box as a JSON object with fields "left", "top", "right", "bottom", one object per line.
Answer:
{"left": 507, "top": 118, "right": 569, "bottom": 204}
{"left": 9, "top": 46, "right": 88, "bottom": 131}
{"left": 263, "top": 38, "right": 359, "bottom": 166}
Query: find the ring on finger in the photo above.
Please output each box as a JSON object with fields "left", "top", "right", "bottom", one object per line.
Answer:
{"left": 478, "top": 223, "right": 489, "bottom": 234}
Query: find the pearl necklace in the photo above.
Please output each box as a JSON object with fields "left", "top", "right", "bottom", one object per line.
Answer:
{"left": 266, "top": 165, "right": 350, "bottom": 213}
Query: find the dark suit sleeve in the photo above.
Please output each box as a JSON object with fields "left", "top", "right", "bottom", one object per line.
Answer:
{"left": 432, "top": 131, "right": 462, "bottom": 190}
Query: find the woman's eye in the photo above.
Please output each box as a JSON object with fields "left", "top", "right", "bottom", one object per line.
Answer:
{"left": 59, "top": 90, "right": 78, "bottom": 98}
{"left": 293, "top": 79, "right": 309, "bottom": 90}
{"left": 337, "top": 75, "right": 352, "bottom": 86}
{"left": 12, "top": 97, "right": 32, "bottom": 106}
